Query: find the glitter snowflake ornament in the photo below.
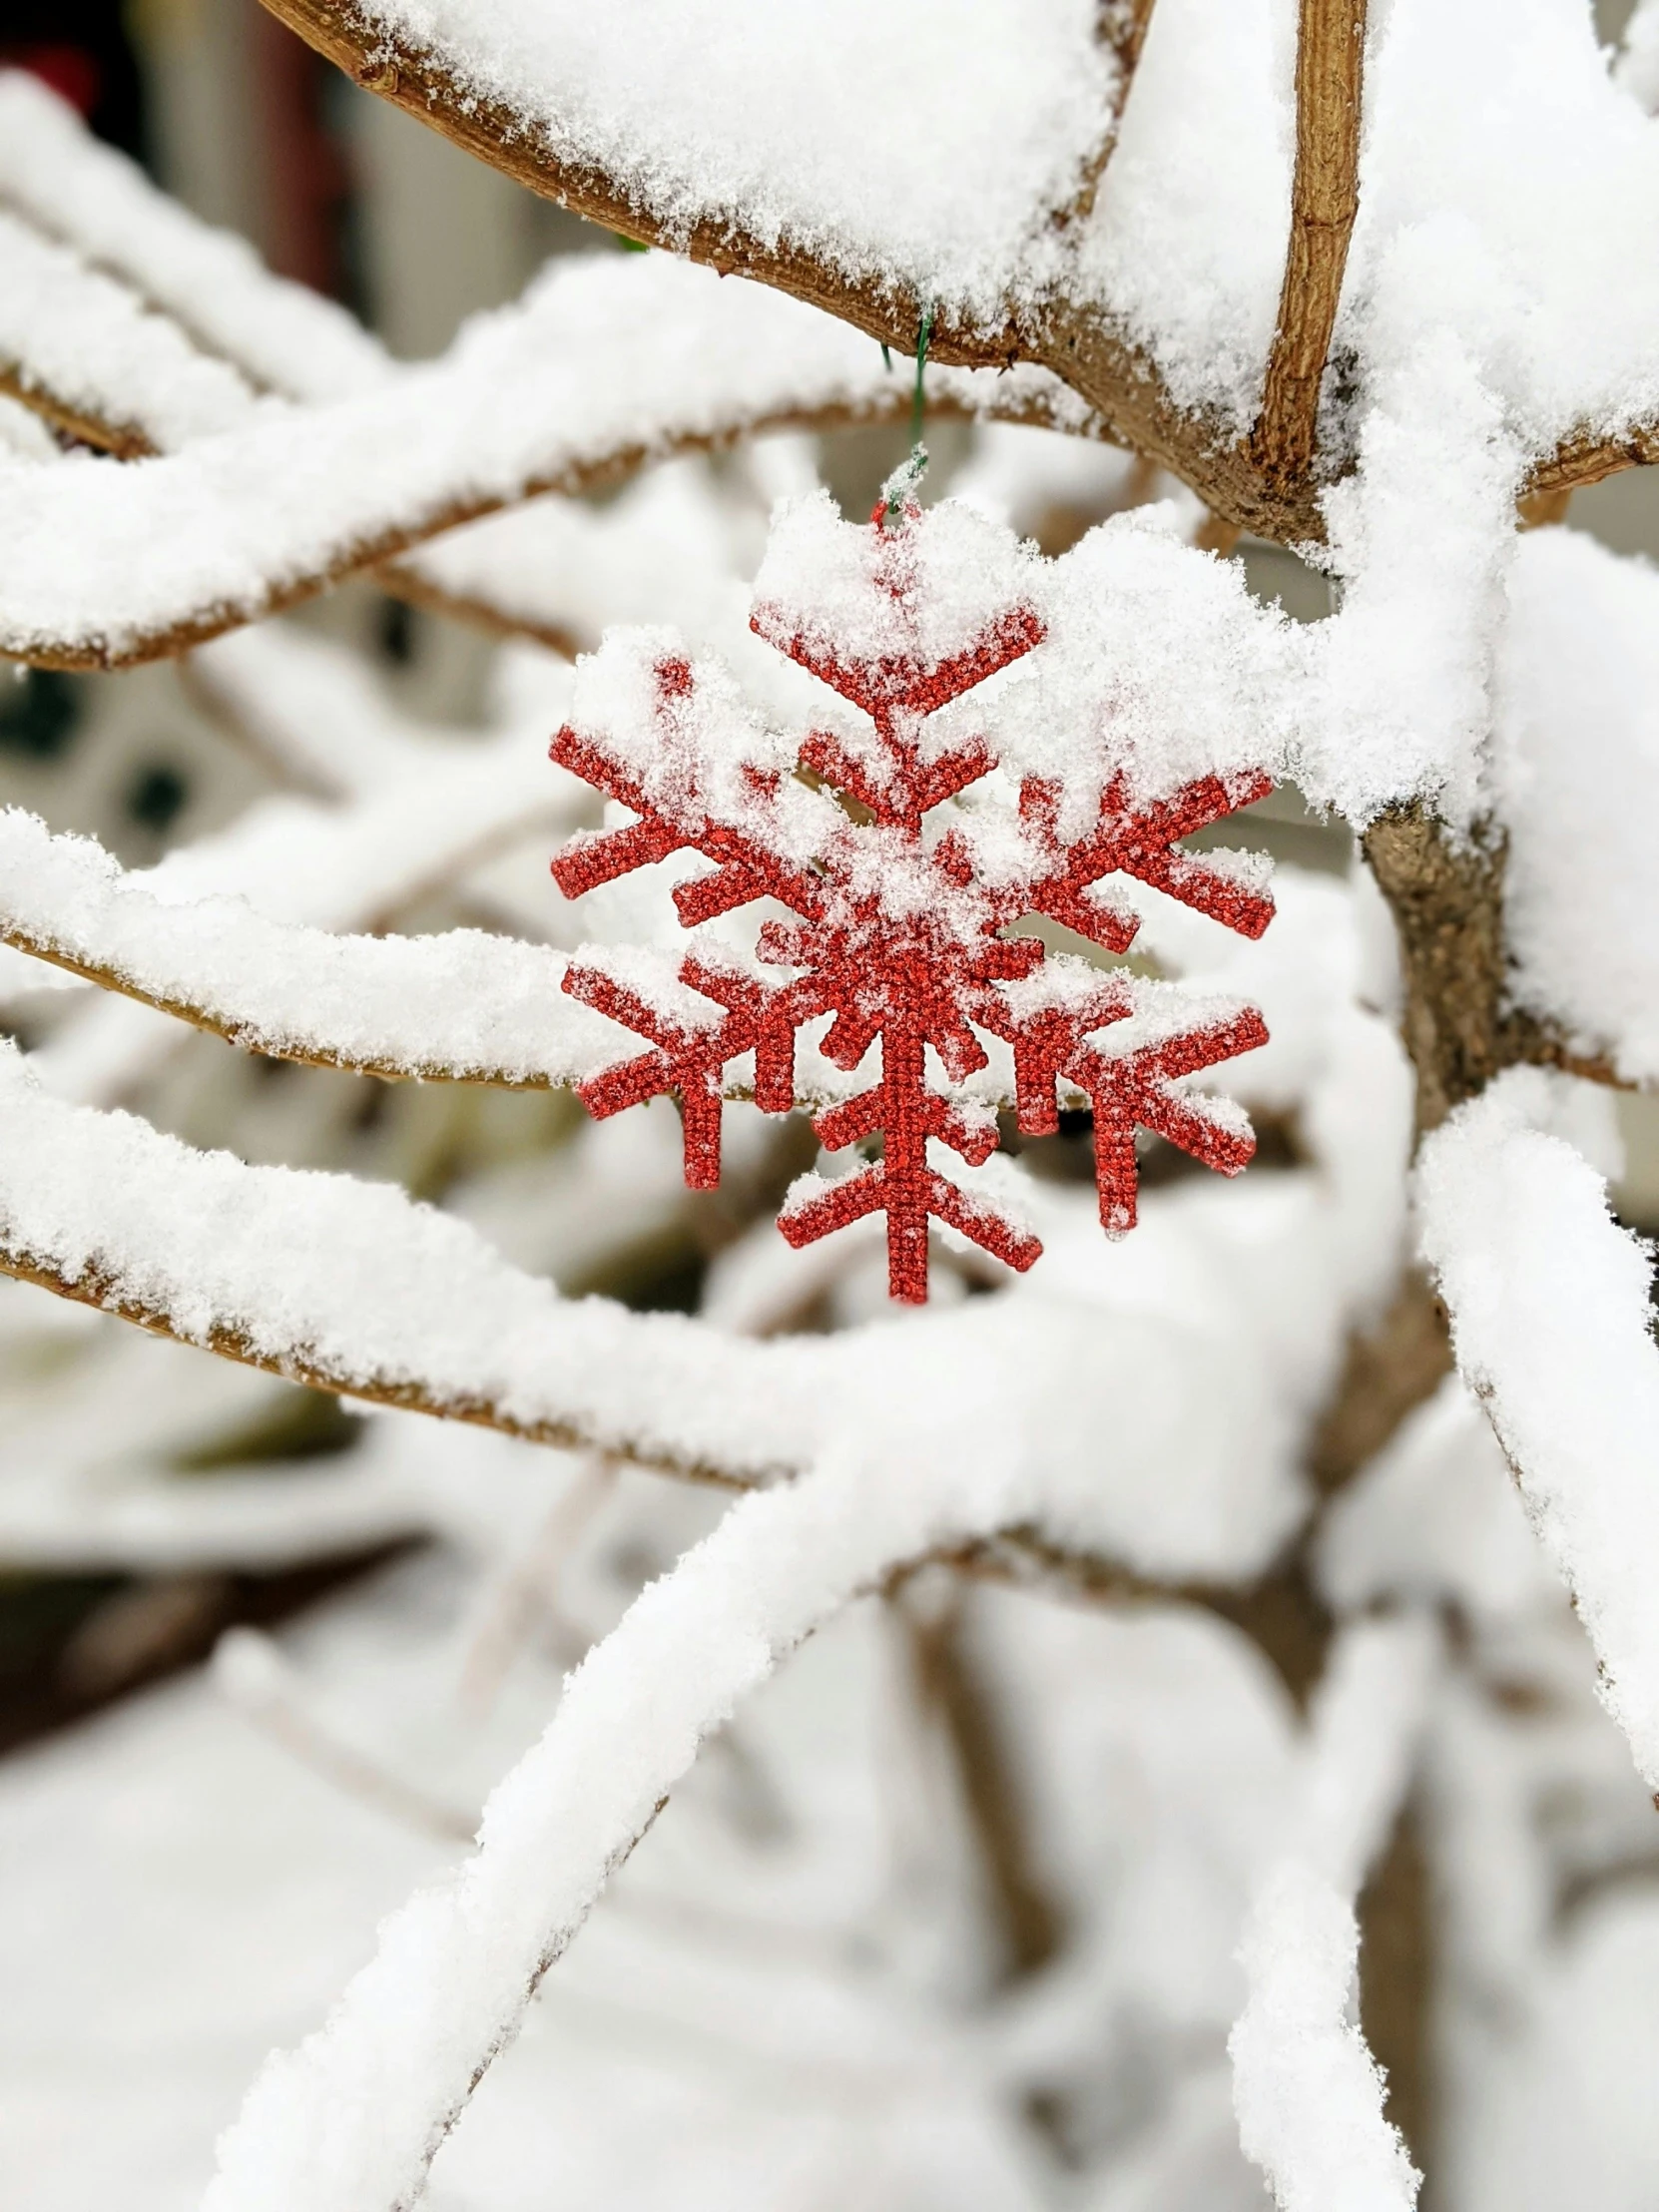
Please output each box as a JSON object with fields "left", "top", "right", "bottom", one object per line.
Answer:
{"left": 550, "top": 469, "right": 1275, "bottom": 1302}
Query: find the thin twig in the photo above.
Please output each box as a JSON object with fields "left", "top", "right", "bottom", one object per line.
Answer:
{"left": 1058, "top": 0, "right": 1160, "bottom": 228}
{"left": 899, "top": 1580, "right": 1067, "bottom": 1979}
{"left": 459, "top": 1459, "right": 615, "bottom": 1713}
{"left": 1249, "top": 0, "right": 1368, "bottom": 493}
{"left": 219, "top": 1628, "right": 478, "bottom": 1843}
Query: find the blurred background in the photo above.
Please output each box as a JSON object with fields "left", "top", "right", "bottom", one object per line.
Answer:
{"left": 2, "top": 8, "right": 1659, "bottom": 2209}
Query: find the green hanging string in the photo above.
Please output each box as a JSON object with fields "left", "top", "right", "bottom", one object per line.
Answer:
{"left": 880, "top": 309, "right": 935, "bottom": 526}
{"left": 910, "top": 305, "right": 934, "bottom": 451}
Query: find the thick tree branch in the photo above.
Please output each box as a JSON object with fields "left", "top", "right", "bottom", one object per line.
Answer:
{"left": 1249, "top": 0, "right": 1367, "bottom": 493}
{"left": 1361, "top": 803, "right": 1622, "bottom": 1131}
{"left": 258, "top": 0, "right": 1341, "bottom": 540}
{"left": 255, "top": 0, "right": 1653, "bottom": 549}
{"left": 260, "top": 0, "right": 1027, "bottom": 374}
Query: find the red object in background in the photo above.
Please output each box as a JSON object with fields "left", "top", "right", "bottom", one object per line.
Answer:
{"left": 0, "top": 42, "right": 101, "bottom": 116}
{"left": 0, "top": 1, "right": 145, "bottom": 160}
{"left": 249, "top": 6, "right": 353, "bottom": 297}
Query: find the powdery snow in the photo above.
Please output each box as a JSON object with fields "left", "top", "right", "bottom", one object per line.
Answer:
{"left": 333, "top": 0, "right": 1113, "bottom": 327}
{"left": 1495, "top": 525, "right": 1659, "bottom": 1082}
{"left": 1229, "top": 1620, "right": 1434, "bottom": 2212}
{"left": 0, "top": 807, "right": 642, "bottom": 1088}
{"left": 1416, "top": 1069, "right": 1659, "bottom": 1791}
{"left": 0, "top": 210, "right": 262, "bottom": 452}
{"left": 0, "top": 251, "right": 1093, "bottom": 666}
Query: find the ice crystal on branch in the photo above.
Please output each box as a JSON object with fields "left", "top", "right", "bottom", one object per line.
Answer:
{"left": 550, "top": 477, "right": 1274, "bottom": 1301}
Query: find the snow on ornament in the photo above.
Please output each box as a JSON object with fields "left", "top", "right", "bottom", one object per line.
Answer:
{"left": 550, "top": 467, "right": 1275, "bottom": 1302}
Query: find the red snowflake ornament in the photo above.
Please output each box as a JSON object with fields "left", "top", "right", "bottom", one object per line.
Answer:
{"left": 550, "top": 480, "right": 1274, "bottom": 1302}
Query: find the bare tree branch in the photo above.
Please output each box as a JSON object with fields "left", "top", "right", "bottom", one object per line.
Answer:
{"left": 1249, "top": 0, "right": 1367, "bottom": 493}
{"left": 1361, "top": 802, "right": 1624, "bottom": 1131}
{"left": 1054, "top": 0, "right": 1160, "bottom": 230}
{"left": 899, "top": 1583, "right": 1068, "bottom": 1981}
{"left": 0, "top": 362, "right": 151, "bottom": 457}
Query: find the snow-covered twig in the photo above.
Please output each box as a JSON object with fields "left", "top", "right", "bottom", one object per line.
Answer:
{"left": 0, "top": 808, "right": 640, "bottom": 1090}
{"left": 0, "top": 69, "right": 387, "bottom": 402}
{"left": 0, "top": 206, "right": 259, "bottom": 455}
{"left": 0, "top": 1036, "right": 822, "bottom": 1483}
{"left": 201, "top": 1428, "right": 1053, "bottom": 2212}
{"left": 1230, "top": 1618, "right": 1434, "bottom": 2212}
{"left": 1417, "top": 1068, "right": 1659, "bottom": 1792}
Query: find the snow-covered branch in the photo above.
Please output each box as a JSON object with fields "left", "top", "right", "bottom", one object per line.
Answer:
{"left": 200, "top": 1406, "right": 1129, "bottom": 2212}
{"left": 0, "top": 1036, "right": 823, "bottom": 1483}
{"left": 0, "top": 69, "right": 387, "bottom": 403}
{"left": 0, "top": 809, "right": 641, "bottom": 1090}
{"left": 0, "top": 207, "right": 260, "bottom": 456}
{"left": 260, "top": 0, "right": 1659, "bottom": 546}
{"left": 1417, "top": 1069, "right": 1659, "bottom": 1792}
{"left": 0, "top": 249, "right": 1093, "bottom": 671}
{"left": 1230, "top": 1618, "right": 1433, "bottom": 2212}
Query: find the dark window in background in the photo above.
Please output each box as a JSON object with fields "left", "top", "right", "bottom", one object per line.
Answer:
{"left": 0, "top": 0, "right": 148, "bottom": 162}
{"left": 125, "top": 761, "right": 191, "bottom": 833}
{"left": 0, "top": 671, "right": 80, "bottom": 763}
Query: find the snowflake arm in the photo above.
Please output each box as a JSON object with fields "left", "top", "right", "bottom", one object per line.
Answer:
{"left": 549, "top": 650, "right": 829, "bottom": 928}
{"left": 1016, "top": 769, "right": 1279, "bottom": 954}
{"left": 563, "top": 950, "right": 807, "bottom": 1186}
{"left": 779, "top": 1025, "right": 1038, "bottom": 1297}
{"left": 1068, "top": 994, "right": 1271, "bottom": 1234}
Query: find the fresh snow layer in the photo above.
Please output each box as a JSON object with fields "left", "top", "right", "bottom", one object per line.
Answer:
{"left": 0, "top": 1022, "right": 1341, "bottom": 1579}
{"left": 1495, "top": 526, "right": 1659, "bottom": 1083}
{"left": 201, "top": 1339, "right": 1356, "bottom": 2212}
{"left": 26, "top": 718, "right": 579, "bottom": 1108}
{"left": 0, "top": 1545, "right": 1293, "bottom": 2212}
{"left": 201, "top": 1440, "right": 1041, "bottom": 2212}
{"left": 1081, "top": 0, "right": 1293, "bottom": 426}
{"left": 1229, "top": 1620, "right": 1432, "bottom": 2212}
{"left": 1337, "top": 0, "right": 1659, "bottom": 457}
{"left": 327, "top": 0, "right": 1659, "bottom": 467}
{"left": 1310, "top": 336, "right": 1522, "bottom": 829}
{"left": 1232, "top": 1864, "right": 1420, "bottom": 2212}
{"left": 0, "top": 855, "right": 1408, "bottom": 2206}
{"left": 1086, "top": 0, "right": 1659, "bottom": 452}
{"left": 334, "top": 0, "right": 1114, "bottom": 326}
{"left": 1417, "top": 1070, "right": 1659, "bottom": 1790}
